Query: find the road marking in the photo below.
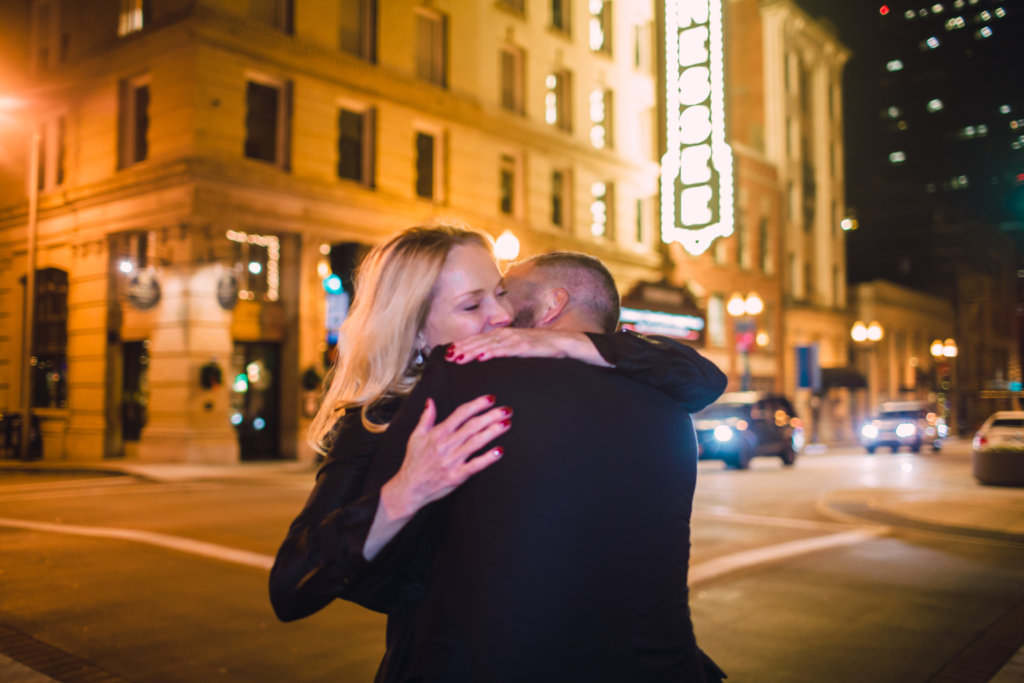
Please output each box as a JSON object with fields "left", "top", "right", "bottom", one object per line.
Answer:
{"left": 693, "top": 508, "right": 850, "bottom": 531}
{"left": 0, "top": 517, "right": 275, "bottom": 570}
{"left": 688, "top": 526, "right": 888, "bottom": 585}
{"left": 0, "top": 481, "right": 224, "bottom": 503}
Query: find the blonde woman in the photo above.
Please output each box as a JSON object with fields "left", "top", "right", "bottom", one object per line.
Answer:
{"left": 270, "top": 224, "right": 726, "bottom": 625}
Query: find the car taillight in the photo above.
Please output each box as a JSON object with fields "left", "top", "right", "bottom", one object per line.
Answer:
{"left": 974, "top": 435, "right": 988, "bottom": 449}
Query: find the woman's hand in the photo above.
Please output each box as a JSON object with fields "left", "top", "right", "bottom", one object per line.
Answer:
{"left": 380, "top": 394, "right": 511, "bottom": 524}
{"left": 445, "top": 328, "right": 611, "bottom": 367}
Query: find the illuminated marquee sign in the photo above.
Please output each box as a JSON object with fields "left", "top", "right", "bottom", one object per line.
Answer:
{"left": 661, "top": 0, "right": 734, "bottom": 255}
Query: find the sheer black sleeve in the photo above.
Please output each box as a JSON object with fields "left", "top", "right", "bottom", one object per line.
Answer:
{"left": 586, "top": 329, "right": 728, "bottom": 412}
{"left": 269, "top": 407, "right": 409, "bottom": 620}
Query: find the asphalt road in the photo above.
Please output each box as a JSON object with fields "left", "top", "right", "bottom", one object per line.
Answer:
{"left": 1, "top": 439, "right": 1022, "bottom": 682}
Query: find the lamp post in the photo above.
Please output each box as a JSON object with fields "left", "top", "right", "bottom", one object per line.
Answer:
{"left": 493, "top": 230, "right": 520, "bottom": 264}
{"left": 727, "top": 292, "right": 764, "bottom": 391}
{"left": 851, "top": 320, "right": 884, "bottom": 414}
{"left": 930, "top": 337, "right": 957, "bottom": 433}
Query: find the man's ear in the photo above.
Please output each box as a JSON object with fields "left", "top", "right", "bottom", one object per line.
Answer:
{"left": 538, "top": 287, "right": 569, "bottom": 326}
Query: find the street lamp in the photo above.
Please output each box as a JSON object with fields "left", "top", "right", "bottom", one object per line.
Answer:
{"left": 931, "top": 337, "right": 957, "bottom": 433}
{"left": 851, "top": 320, "right": 885, "bottom": 414}
{"left": 727, "top": 291, "right": 764, "bottom": 391}
{"left": 494, "top": 229, "right": 520, "bottom": 263}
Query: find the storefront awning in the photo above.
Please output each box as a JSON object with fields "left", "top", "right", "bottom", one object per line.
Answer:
{"left": 821, "top": 367, "right": 867, "bottom": 389}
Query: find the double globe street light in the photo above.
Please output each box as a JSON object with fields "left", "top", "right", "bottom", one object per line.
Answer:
{"left": 727, "top": 292, "right": 765, "bottom": 391}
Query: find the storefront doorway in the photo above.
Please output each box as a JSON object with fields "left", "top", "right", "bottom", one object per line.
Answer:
{"left": 231, "top": 342, "right": 281, "bottom": 459}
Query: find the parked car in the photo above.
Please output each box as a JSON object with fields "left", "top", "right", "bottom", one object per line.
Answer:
{"left": 972, "top": 411, "right": 1024, "bottom": 486}
{"left": 693, "top": 391, "right": 804, "bottom": 470}
{"left": 859, "top": 400, "right": 946, "bottom": 454}
{"left": 973, "top": 411, "right": 1024, "bottom": 451}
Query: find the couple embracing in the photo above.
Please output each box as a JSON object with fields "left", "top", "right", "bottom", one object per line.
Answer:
{"left": 270, "top": 223, "right": 728, "bottom": 682}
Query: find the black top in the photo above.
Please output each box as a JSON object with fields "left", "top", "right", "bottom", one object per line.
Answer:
{"left": 366, "top": 349, "right": 719, "bottom": 682}
{"left": 268, "top": 331, "right": 727, "bottom": 671}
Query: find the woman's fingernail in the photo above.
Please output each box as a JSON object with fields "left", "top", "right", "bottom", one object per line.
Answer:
{"left": 485, "top": 394, "right": 496, "bottom": 404}
{"left": 492, "top": 446, "right": 504, "bottom": 458}
{"left": 477, "top": 352, "right": 487, "bottom": 360}
{"left": 499, "top": 407, "right": 513, "bottom": 417}
{"left": 445, "top": 344, "right": 455, "bottom": 359}
{"left": 455, "top": 354, "right": 464, "bottom": 363}
{"left": 500, "top": 419, "right": 512, "bottom": 429}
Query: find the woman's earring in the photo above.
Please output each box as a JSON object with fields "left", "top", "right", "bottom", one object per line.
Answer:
{"left": 413, "top": 346, "right": 427, "bottom": 370}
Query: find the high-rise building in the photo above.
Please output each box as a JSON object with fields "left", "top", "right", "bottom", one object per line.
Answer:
{"left": 0, "top": 0, "right": 665, "bottom": 462}
{"left": 835, "top": 0, "right": 1023, "bottom": 429}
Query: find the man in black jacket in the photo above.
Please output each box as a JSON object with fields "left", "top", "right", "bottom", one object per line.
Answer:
{"left": 366, "top": 252, "right": 726, "bottom": 682}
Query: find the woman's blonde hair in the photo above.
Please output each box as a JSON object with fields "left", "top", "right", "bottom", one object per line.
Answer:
{"left": 308, "top": 224, "right": 493, "bottom": 454}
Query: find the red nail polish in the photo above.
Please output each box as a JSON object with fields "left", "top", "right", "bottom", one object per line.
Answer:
{"left": 500, "top": 419, "right": 511, "bottom": 428}
{"left": 493, "top": 446, "right": 504, "bottom": 457}
{"left": 455, "top": 354, "right": 465, "bottom": 362}
{"left": 499, "top": 407, "right": 513, "bottom": 417}
{"left": 485, "top": 394, "right": 496, "bottom": 404}
{"left": 445, "top": 345, "right": 455, "bottom": 359}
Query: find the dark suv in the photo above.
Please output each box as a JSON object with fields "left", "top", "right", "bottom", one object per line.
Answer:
{"left": 693, "top": 392, "right": 804, "bottom": 470}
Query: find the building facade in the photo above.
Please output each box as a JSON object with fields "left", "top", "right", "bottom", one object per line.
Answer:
{"left": 0, "top": 0, "right": 667, "bottom": 462}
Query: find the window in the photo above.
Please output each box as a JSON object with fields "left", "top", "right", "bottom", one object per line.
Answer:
{"left": 337, "top": 107, "right": 375, "bottom": 186}
{"left": 32, "top": 0, "right": 65, "bottom": 70}
{"left": 589, "top": 88, "right": 612, "bottom": 149}
{"left": 545, "top": 70, "right": 572, "bottom": 132}
{"left": 497, "top": 0, "right": 525, "bottom": 14}
{"left": 499, "top": 154, "right": 520, "bottom": 216}
{"left": 708, "top": 294, "right": 726, "bottom": 348}
{"left": 244, "top": 78, "right": 291, "bottom": 169}
{"left": 227, "top": 230, "right": 280, "bottom": 302}
{"left": 590, "top": 181, "right": 613, "bottom": 239}
{"left": 632, "top": 21, "right": 653, "bottom": 71}
{"left": 416, "top": 9, "right": 447, "bottom": 88}
{"left": 759, "top": 217, "right": 771, "bottom": 274}
{"left": 635, "top": 197, "right": 653, "bottom": 245}
{"left": 251, "top": 0, "right": 293, "bottom": 33}
{"left": 119, "top": 75, "right": 150, "bottom": 168}
{"left": 118, "top": 0, "right": 151, "bottom": 36}
{"left": 551, "top": 169, "right": 569, "bottom": 228}
{"left": 339, "top": 0, "right": 377, "bottom": 61}
{"left": 736, "top": 214, "right": 749, "bottom": 269}
{"left": 589, "top": 0, "right": 611, "bottom": 54}
{"left": 36, "top": 114, "right": 65, "bottom": 191}
{"left": 551, "top": 0, "right": 570, "bottom": 33}
{"left": 500, "top": 45, "right": 525, "bottom": 115}
{"left": 31, "top": 268, "right": 68, "bottom": 408}
{"left": 415, "top": 130, "right": 443, "bottom": 200}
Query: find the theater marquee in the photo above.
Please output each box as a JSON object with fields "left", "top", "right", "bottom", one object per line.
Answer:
{"left": 661, "top": 0, "right": 734, "bottom": 255}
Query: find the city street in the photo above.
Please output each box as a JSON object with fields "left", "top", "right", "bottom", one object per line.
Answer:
{"left": 1, "top": 438, "right": 1023, "bottom": 682}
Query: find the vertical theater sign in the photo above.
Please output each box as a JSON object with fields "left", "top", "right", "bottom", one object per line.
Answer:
{"left": 661, "top": 0, "right": 734, "bottom": 255}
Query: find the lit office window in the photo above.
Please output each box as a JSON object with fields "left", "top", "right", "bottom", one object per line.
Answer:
{"left": 980, "top": 10, "right": 992, "bottom": 20}
{"left": 904, "top": 9, "right": 916, "bottom": 19}
{"left": 545, "top": 71, "right": 572, "bottom": 132}
{"left": 945, "top": 16, "right": 965, "bottom": 29}
{"left": 975, "top": 26, "right": 993, "bottom": 39}
{"left": 887, "top": 105, "right": 902, "bottom": 118}
{"left": 889, "top": 150, "right": 906, "bottom": 164}
{"left": 589, "top": 88, "right": 612, "bottom": 149}
{"left": 995, "top": 7, "right": 1006, "bottom": 18}
{"left": 927, "top": 98, "right": 944, "bottom": 112}
{"left": 932, "top": 3, "right": 944, "bottom": 13}
{"left": 886, "top": 59, "right": 904, "bottom": 71}
{"left": 118, "top": 0, "right": 150, "bottom": 36}
{"left": 925, "top": 36, "right": 940, "bottom": 49}
{"left": 588, "top": 0, "right": 611, "bottom": 54}
{"left": 227, "top": 230, "right": 280, "bottom": 302}
{"left": 999, "top": 105, "right": 1011, "bottom": 114}
{"left": 590, "top": 181, "right": 612, "bottom": 238}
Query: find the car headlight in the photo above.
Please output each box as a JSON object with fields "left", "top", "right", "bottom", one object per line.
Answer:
{"left": 895, "top": 423, "right": 916, "bottom": 438}
{"left": 713, "top": 425, "right": 734, "bottom": 442}
{"left": 861, "top": 424, "right": 879, "bottom": 439}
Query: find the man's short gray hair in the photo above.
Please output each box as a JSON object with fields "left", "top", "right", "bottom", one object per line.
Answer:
{"left": 519, "top": 251, "right": 620, "bottom": 334}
